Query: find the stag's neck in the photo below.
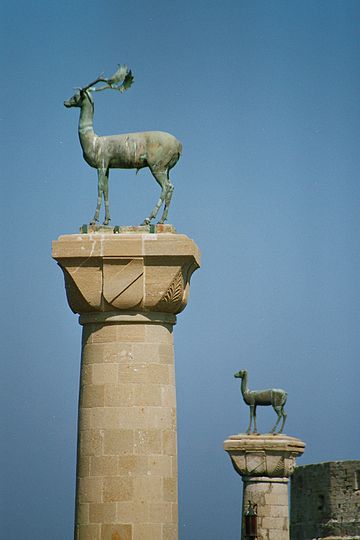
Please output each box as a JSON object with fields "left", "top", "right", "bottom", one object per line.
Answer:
{"left": 78, "top": 96, "right": 97, "bottom": 157}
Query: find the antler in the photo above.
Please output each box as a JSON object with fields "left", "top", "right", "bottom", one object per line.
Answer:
{"left": 80, "top": 65, "right": 134, "bottom": 94}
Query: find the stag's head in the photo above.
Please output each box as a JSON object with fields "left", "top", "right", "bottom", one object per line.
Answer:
{"left": 64, "top": 65, "right": 134, "bottom": 109}
{"left": 64, "top": 89, "right": 92, "bottom": 108}
{"left": 234, "top": 370, "right": 247, "bottom": 379}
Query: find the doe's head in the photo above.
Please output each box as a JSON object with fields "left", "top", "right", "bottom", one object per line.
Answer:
{"left": 234, "top": 370, "right": 246, "bottom": 379}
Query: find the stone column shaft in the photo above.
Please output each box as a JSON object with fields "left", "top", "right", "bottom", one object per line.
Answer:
{"left": 53, "top": 231, "right": 200, "bottom": 540}
{"left": 76, "top": 315, "right": 177, "bottom": 540}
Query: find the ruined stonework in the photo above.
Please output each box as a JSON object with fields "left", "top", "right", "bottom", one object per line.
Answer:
{"left": 290, "top": 461, "right": 360, "bottom": 540}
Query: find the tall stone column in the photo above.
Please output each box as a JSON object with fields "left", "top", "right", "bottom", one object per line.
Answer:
{"left": 52, "top": 230, "right": 200, "bottom": 540}
{"left": 224, "top": 434, "right": 305, "bottom": 540}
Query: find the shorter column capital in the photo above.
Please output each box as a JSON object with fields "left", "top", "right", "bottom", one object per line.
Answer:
{"left": 224, "top": 434, "right": 305, "bottom": 479}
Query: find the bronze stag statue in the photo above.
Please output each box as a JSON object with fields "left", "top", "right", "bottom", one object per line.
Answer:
{"left": 234, "top": 370, "right": 288, "bottom": 434}
{"left": 64, "top": 65, "right": 182, "bottom": 226}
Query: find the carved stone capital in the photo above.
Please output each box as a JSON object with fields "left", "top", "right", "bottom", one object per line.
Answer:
{"left": 224, "top": 434, "right": 305, "bottom": 480}
{"left": 52, "top": 232, "right": 200, "bottom": 316}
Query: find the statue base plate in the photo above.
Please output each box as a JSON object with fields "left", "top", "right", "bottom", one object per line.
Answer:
{"left": 80, "top": 223, "right": 176, "bottom": 234}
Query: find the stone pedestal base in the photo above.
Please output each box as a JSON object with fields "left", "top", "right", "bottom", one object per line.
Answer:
{"left": 224, "top": 434, "right": 305, "bottom": 540}
{"left": 52, "top": 232, "right": 200, "bottom": 540}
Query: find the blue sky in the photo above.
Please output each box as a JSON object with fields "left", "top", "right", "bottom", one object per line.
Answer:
{"left": 1, "top": 1, "right": 360, "bottom": 538}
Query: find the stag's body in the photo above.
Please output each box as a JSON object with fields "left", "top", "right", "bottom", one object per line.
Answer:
{"left": 234, "top": 370, "right": 287, "bottom": 434}
{"left": 64, "top": 68, "right": 182, "bottom": 225}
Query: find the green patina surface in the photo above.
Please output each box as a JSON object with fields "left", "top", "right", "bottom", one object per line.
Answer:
{"left": 65, "top": 65, "right": 182, "bottom": 227}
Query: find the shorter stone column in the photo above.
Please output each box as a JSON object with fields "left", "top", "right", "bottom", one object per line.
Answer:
{"left": 224, "top": 434, "right": 305, "bottom": 540}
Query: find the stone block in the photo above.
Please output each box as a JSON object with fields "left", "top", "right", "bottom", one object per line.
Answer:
{"left": 163, "top": 524, "right": 177, "bottom": 540}
{"left": 148, "top": 502, "right": 172, "bottom": 523}
{"left": 76, "top": 524, "right": 101, "bottom": 540}
{"left": 103, "top": 430, "right": 134, "bottom": 456}
{"left": 161, "top": 386, "right": 176, "bottom": 407}
{"left": 103, "top": 477, "right": 134, "bottom": 503}
{"left": 104, "top": 384, "right": 134, "bottom": 407}
{"left": 89, "top": 503, "right": 117, "bottom": 524}
{"left": 133, "top": 477, "right": 162, "bottom": 502}
{"left": 78, "top": 456, "right": 91, "bottom": 477}
{"left": 80, "top": 430, "right": 104, "bottom": 457}
{"left": 132, "top": 343, "right": 160, "bottom": 363}
{"left": 78, "top": 477, "right": 104, "bottom": 504}
{"left": 100, "top": 524, "right": 132, "bottom": 540}
{"left": 117, "top": 501, "right": 149, "bottom": 523}
{"left": 134, "top": 429, "right": 162, "bottom": 455}
{"left": 91, "top": 325, "right": 118, "bottom": 344}
{"left": 118, "top": 455, "right": 148, "bottom": 477}
{"left": 147, "top": 455, "right": 172, "bottom": 477}
{"left": 145, "top": 325, "right": 173, "bottom": 344}
{"left": 163, "top": 478, "right": 177, "bottom": 502}
{"left": 171, "top": 503, "right": 178, "bottom": 524}
{"left": 162, "top": 431, "right": 177, "bottom": 456}
{"left": 81, "top": 385, "right": 105, "bottom": 408}
{"left": 90, "top": 456, "right": 119, "bottom": 477}
{"left": 158, "top": 344, "right": 174, "bottom": 364}
{"left": 116, "top": 325, "right": 145, "bottom": 343}
{"left": 78, "top": 503, "right": 90, "bottom": 525}
{"left": 82, "top": 343, "right": 128, "bottom": 365}
{"left": 171, "top": 457, "right": 178, "bottom": 477}
{"left": 92, "top": 364, "right": 119, "bottom": 385}
{"left": 90, "top": 408, "right": 121, "bottom": 430}
{"left": 133, "top": 523, "right": 162, "bottom": 540}
{"left": 131, "top": 383, "right": 162, "bottom": 406}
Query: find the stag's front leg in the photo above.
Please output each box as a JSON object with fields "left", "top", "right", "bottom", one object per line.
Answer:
{"left": 142, "top": 170, "right": 167, "bottom": 225}
{"left": 91, "top": 168, "right": 105, "bottom": 224}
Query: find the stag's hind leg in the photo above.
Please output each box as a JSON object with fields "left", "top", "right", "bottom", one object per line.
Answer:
{"left": 158, "top": 166, "right": 175, "bottom": 224}
{"left": 142, "top": 170, "right": 168, "bottom": 225}
{"left": 103, "top": 169, "right": 111, "bottom": 225}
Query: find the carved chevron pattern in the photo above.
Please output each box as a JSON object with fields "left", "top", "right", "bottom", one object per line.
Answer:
{"left": 272, "top": 456, "right": 285, "bottom": 476}
{"left": 156, "top": 269, "right": 184, "bottom": 312}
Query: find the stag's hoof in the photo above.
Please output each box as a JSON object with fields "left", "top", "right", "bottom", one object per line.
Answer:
{"left": 141, "top": 218, "right": 151, "bottom": 226}
{"left": 103, "top": 219, "right": 111, "bottom": 225}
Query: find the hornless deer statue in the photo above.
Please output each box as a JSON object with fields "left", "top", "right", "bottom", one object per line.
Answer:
{"left": 234, "top": 370, "right": 288, "bottom": 434}
{"left": 64, "top": 65, "right": 182, "bottom": 226}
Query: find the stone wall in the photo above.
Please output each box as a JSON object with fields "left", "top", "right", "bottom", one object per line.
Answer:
{"left": 290, "top": 460, "right": 360, "bottom": 540}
